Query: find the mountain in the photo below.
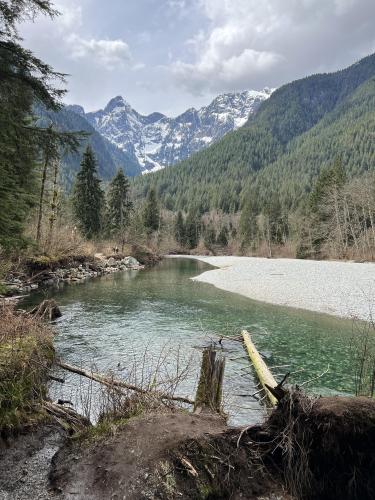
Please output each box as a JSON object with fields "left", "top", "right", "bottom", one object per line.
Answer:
{"left": 132, "top": 53, "right": 375, "bottom": 213}
{"left": 37, "top": 106, "right": 142, "bottom": 188}
{"left": 84, "top": 89, "right": 273, "bottom": 174}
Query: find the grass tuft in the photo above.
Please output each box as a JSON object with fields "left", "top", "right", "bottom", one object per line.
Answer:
{"left": 0, "top": 306, "right": 55, "bottom": 435}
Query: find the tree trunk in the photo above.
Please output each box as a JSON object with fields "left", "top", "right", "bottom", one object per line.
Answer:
{"left": 36, "top": 152, "right": 50, "bottom": 243}
{"left": 194, "top": 345, "right": 225, "bottom": 414}
{"left": 47, "top": 159, "right": 59, "bottom": 249}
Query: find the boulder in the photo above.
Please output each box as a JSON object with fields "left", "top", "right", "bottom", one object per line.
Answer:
{"left": 123, "top": 256, "right": 140, "bottom": 268}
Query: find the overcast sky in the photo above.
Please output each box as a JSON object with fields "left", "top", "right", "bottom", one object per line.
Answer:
{"left": 21, "top": 0, "right": 375, "bottom": 116}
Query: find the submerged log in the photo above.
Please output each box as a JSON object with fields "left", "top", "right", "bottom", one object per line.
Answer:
{"left": 194, "top": 345, "right": 225, "bottom": 413}
{"left": 241, "top": 330, "right": 278, "bottom": 407}
{"left": 57, "top": 360, "right": 194, "bottom": 406}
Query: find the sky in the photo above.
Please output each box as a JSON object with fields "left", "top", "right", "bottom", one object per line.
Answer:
{"left": 20, "top": 0, "right": 375, "bottom": 116}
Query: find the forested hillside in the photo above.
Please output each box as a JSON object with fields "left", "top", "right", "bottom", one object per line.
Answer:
{"left": 133, "top": 54, "right": 375, "bottom": 214}
{"left": 38, "top": 106, "right": 141, "bottom": 188}
{"left": 252, "top": 77, "right": 375, "bottom": 209}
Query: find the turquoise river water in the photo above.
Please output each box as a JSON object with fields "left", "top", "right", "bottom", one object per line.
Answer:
{"left": 22, "top": 258, "right": 361, "bottom": 425}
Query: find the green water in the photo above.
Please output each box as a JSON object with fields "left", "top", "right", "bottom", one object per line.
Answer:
{"left": 22, "top": 258, "right": 360, "bottom": 424}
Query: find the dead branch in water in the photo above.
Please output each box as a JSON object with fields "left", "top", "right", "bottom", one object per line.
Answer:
{"left": 56, "top": 360, "right": 194, "bottom": 406}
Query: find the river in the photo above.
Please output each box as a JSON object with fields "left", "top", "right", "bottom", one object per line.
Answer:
{"left": 22, "top": 258, "right": 361, "bottom": 425}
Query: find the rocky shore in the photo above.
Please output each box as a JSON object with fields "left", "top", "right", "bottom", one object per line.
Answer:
{"left": 1, "top": 255, "right": 144, "bottom": 298}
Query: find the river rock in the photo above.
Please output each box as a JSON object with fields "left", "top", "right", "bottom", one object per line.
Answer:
{"left": 123, "top": 256, "right": 140, "bottom": 268}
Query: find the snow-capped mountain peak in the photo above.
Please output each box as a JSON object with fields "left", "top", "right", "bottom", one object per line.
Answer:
{"left": 85, "top": 88, "right": 273, "bottom": 174}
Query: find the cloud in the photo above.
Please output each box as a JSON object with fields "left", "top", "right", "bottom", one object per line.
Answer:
{"left": 170, "top": 0, "right": 375, "bottom": 94}
{"left": 67, "top": 34, "right": 132, "bottom": 69}
{"left": 56, "top": 2, "right": 83, "bottom": 30}
{"left": 173, "top": 48, "right": 283, "bottom": 95}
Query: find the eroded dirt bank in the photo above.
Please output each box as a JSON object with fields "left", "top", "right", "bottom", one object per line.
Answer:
{"left": 47, "top": 393, "right": 375, "bottom": 499}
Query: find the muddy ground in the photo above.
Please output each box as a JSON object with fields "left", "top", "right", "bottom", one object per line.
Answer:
{"left": 50, "top": 412, "right": 287, "bottom": 500}
{"left": 0, "top": 425, "right": 65, "bottom": 500}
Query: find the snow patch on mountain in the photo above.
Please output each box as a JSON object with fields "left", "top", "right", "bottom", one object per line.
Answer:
{"left": 85, "top": 89, "right": 273, "bottom": 174}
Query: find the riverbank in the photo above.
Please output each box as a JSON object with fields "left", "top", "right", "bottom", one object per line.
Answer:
{"left": 0, "top": 253, "right": 147, "bottom": 301}
{"left": 178, "top": 256, "right": 375, "bottom": 321}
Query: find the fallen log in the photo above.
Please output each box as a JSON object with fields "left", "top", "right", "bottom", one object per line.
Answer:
{"left": 241, "top": 330, "right": 278, "bottom": 407}
{"left": 56, "top": 360, "right": 194, "bottom": 406}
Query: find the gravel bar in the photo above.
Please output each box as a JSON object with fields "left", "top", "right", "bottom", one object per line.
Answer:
{"left": 182, "top": 256, "right": 375, "bottom": 321}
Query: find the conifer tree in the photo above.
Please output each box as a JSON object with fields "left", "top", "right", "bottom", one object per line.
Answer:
{"left": 185, "top": 210, "right": 201, "bottom": 249}
{"left": 72, "top": 146, "right": 104, "bottom": 239}
{"left": 0, "top": 1, "right": 66, "bottom": 250}
{"left": 174, "top": 211, "right": 186, "bottom": 246}
{"left": 310, "top": 157, "right": 347, "bottom": 213}
{"left": 240, "top": 197, "right": 258, "bottom": 246}
{"left": 143, "top": 188, "right": 160, "bottom": 233}
{"left": 106, "top": 169, "right": 133, "bottom": 248}
{"left": 309, "top": 158, "right": 348, "bottom": 254}
{"left": 264, "top": 194, "right": 287, "bottom": 245}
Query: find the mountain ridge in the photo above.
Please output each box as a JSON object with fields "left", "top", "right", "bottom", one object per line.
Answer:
{"left": 132, "top": 53, "right": 375, "bottom": 213}
{"left": 83, "top": 88, "right": 274, "bottom": 173}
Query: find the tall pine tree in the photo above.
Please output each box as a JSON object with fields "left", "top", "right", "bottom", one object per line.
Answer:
{"left": 72, "top": 146, "right": 104, "bottom": 239}
{"left": 143, "top": 188, "right": 160, "bottom": 233}
{"left": 239, "top": 196, "right": 259, "bottom": 247}
{"left": 0, "top": 1, "right": 66, "bottom": 250}
{"left": 106, "top": 169, "right": 132, "bottom": 248}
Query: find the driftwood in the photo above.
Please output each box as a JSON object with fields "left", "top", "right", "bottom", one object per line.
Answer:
{"left": 42, "top": 400, "right": 90, "bottom": 432}
{"left": 30, "top": 299, "right": 62, "bottom": 321}
{"left": 194, "top": 345, "right": 225, "bottom": 413}
{"left": 241, "top": 330, "right": 278, "bottom": 407}
{"left": 56, "top": 360, "right": 194, "bottom": 406}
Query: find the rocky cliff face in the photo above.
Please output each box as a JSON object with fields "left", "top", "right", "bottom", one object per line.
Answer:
{"left": 84, "top": 89, "right": 273, "bottom": 173}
